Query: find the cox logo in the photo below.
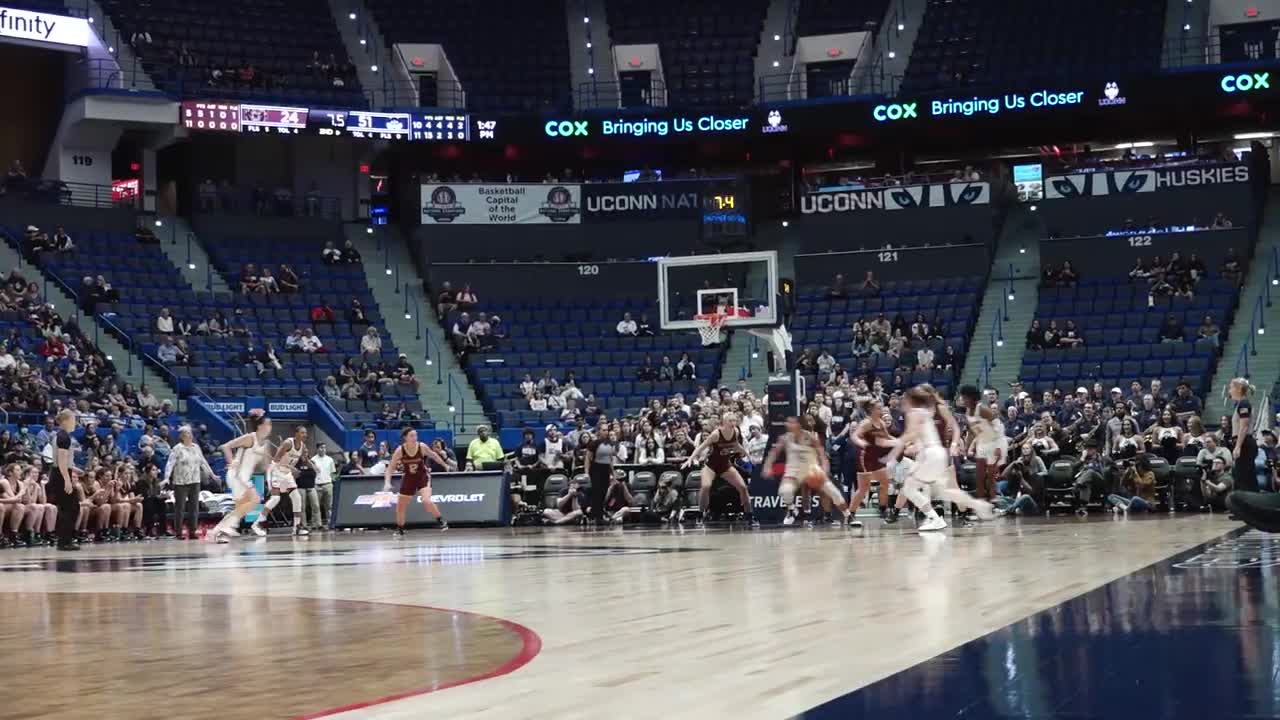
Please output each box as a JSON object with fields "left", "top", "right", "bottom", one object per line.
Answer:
{"left": 1221, "top": 72, "right": 1271, "bottom": 93}
{"left": 544, "top": 120, "right": 589, "bottom": 137}
{"left": 872, "top": 102, "right": 918, "bottom": 122}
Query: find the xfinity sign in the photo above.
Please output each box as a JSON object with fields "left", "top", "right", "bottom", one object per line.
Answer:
{"left": 0, "top": 6, "right": 93, "bottom": 48}
{"left": 1221, "top": 72, "right": 1271, "bottom": 93}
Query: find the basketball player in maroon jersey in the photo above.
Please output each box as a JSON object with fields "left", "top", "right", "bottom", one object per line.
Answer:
{"left": 382, "top": 428, "right": 450, "bottom": 536}
{"left": 850, "top": 397, "right": 895, "bottom": 522}
{"left": 682, "top": 412, "right": 756, "bottom": 525}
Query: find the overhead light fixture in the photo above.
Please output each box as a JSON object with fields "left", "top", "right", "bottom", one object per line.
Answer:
{"left": 583, "top": 16, "right": 589, "bottom": 22}
{"left": 108, "top": 46, "right": 114, "bottom": 53}
{"left": 1019, "top": 246, "right": 1027, "bottom": 253}
{"left": 425, "top": 358, "right": 433, "bottom": 366}
{"left": 366, "top": 227, "right": 373, "bottom": 234}
{"left": 1113, "top": 141, "right": 1155, "bottom": 149}
{"left": 1234, "top": 131, "right": 1275, "bottom": 140}
{"left": 772, "top": 60, "right": 780, "bottom": 67}
{"left": 1029, "top": 204, "right": 1037, "bottom": 212}
{"left": 782, "top": 220, "right": 789, "bottom": 227}
{"left": 996, "top": 338, "right": 1004, "bottom": 347}
{"left": 405, "top": 313, "right": 412, "bottom": 320}
{"left": 773, "top": 34, "right": 780, "bottom": 41}
{"left": 586, "top": 41, "right": 592, "bottom": 48}
{"left": 371, "top": 64, "right": 378, "bottom": 72}
{"left": 154, "top": 219, "right": 163, "bottom": 227}
{"left": 1183, "top": 23, "right": 1191, "bottom": 30}
{"left": 448, "top": 404, "right": 456, "bottom": 412}
{"left": 588, "top": 67, "right": 594, "bottom": 74}
{"left": 188, "top": 263, "right": 196, "bottom": 270}
{"left": 348, "top": 12, "right": 356, "bottom": 20}
{"left": 888, "top": 51, "right": 896, "bottom": 58}
{"left": 385, "top": 267, "right": 392, "bottom": 275}
{"left": 359, "top": 38, "right": 366, "bottom": 45}
{"left": 897, "top": 23, "right": 904, "bottom": 31}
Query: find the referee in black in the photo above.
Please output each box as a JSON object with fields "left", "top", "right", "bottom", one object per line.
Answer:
{"left": 48, "top": 409, "right": 80, "bottom": 551}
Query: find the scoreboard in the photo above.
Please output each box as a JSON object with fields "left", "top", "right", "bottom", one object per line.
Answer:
{"left": 181, "top": 101, "right": 469, "bottom": 142}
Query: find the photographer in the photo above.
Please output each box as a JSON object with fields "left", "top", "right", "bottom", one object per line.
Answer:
{"left": 542, "top": 479, "right": 587, "bottom": 525}
{"left": 994, "top": 443, "right": 1044, "bottom": 516}
{"left": 605, "top": 471, "right": 637, "bottom": 525}
{"left": 1073, "top": 440, "right": 1107, "bottom": 507}
{"left": 651, "top": 475, "right": 682, "bottom": 523}
{"left": 1257, "top": 430, "right": 1278, "bottom": 492}
{"left": 1200, "top": 456, "right": 1232, "bottom": 511}
{"left": 1107, "top": 454, "right": 1158, "bottom": 513}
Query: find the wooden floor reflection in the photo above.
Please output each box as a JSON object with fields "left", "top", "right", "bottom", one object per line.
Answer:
{"left": 2, "top": 592, "right": 534, "bottom": 720}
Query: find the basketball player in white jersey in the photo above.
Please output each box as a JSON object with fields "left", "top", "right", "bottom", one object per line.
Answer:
{"left": 251, "top": 426, "right": 309, "bottom": 537}
{"left": 960, "top": 385, "right": 1005, "bottom": 502}
{"left": 763, "top": 416, "right": 854, "bottom": 527}
{"left": 886, "top": 387, "right": 994, "bottom": 533}
{"left": 209, "top": 410, "right": 272, "bottom": 543}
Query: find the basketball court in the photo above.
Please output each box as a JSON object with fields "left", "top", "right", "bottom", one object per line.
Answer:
{"left": 4, "top": 514, "right": 1272, "bottom": 719}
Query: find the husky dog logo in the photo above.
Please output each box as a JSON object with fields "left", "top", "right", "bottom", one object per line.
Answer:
{"left": 762, "top": 108, "right": 789, "bottom": 134}
{"left": 1098, "top": 81, "right": 1127, "bottom": 107}
{"left": 538, "top": 186, "right": 580, "bottom": 222}
{"left": 423, "top": 186, "right": 466, "bottom": 223}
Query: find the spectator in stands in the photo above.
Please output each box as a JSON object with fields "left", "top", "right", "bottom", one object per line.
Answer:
{"left": 135, "top": 225, "right": 158, "bottom": 244}
{"left": 467, "top": 313, "right": 492, "bottom": 350}
{"left": 258, "top": 267, "right": 279, "bottom": 294}
{"left": 1128, "top": 258, "right": 1151, "bottom": 281}
{"left": 1170, "top": 382, "right": 1203, "bottom": 420}
{"left": 916, "top": 344, "right": 934, "bottom": 371}
{"left": 347, "top": 298, "right": 368, "bottom": 327}
{"left": 50, "top": 226, "right": 73, "bottom": 253}
{"left": 676, "top": 352, "right": 696, "bottom": 380}
{"left": 1222, "top": 247, "right": 1243, "bottom": 286}
{"left": 816, "top": 349, "right": 836, "bottom": 380}
{"left": 284, "top": 329, "right": 303, "bottom": 352}
{"left": 1159, "top": 314, "right": 1183, "bottom": 343}
{"left": 860, "top": 271, "right": 880, "bottom": 296}
{"left": 1107, "top": 454, "right": 1158, "bottom": 514}
{"left": 175, "top": 315, "right": 193, "bottom": 336}
{"left": 5, "top": 160, "right": 26, "bottom": 189}
{"left": 93, "top": 276, "right": 118, "bottom": 306}
{"left": 1025, "top": 320, "right": 1045, "bottom": 350}
{"left": 321, "top": 375, "right": 340, "bottom": 400}
{"left": 321, "top": 241, "right": 342, "bottom": 265}
{"left": 1211, "top": 211, "right": 1233, "bottom": 229}
{"left": 528, "top": 391, "right": 548, "bottom": 411}
{"left": 1059, "top": 320, "right": 1085, "bottom": 348}
{"left": 616, "top": 312, "right": 638, "bottom": 336}
{"left": 1200, "top": 455, "right": 1233, "bottom": 510}
{"left": 435, "top": 282, "right": 457, "bottom": 320}
{"left": 450, "top": 312, "right": 472, "bottom": 350}
{"left": 466, "top": 425, "right": 504, "bottom": 470}
{"left": 258, "top": 341, "right": 283, "bottom": 372}
{"left": 1055, "top": 261, "right": 1080, "bottom": 287}
{"left": 634, "top": 313, "right": 655, "bottom": 336}
{"left": 455, "top": 284, "right": 478, "bottom": 312}
{"left": 155, "top": 308, "right": 174, "bottom": 335}
{"left": 156, "top": 336, "right": 178, "bottom": 365}
{"left": 342, "top": 240, "right": 362, "bottom": 265}
{"left": 360, "top": 327, "right": 382, "bottom": 360}
{"left": 239, "top": 264, "right": 261, "bottom": 294}
{"left": 828, "top": 274, "right": 848, "bottom": 299}
{"left": 1197, "top": 314, "right": 1219, "bottom": 347}
{"left": 278, "top": 264, "right": 300, "bottom": 293}
{"left": 299, "top": 327, "right": 324, "bottom": 354}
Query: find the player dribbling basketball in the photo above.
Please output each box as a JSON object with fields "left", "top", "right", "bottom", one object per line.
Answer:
{"left": 383, "top": 427, "right": 449, "bottom": 536}
{"left": 683, "top": 413, "right": 756, "bottom": 526}
{"left": 764, "top": 416, "right": 853, "bottom": 527}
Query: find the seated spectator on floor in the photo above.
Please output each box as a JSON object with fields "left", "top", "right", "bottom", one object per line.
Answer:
{"left": 1196, "top": 433, "right": 1233, "bottom": 472}
{"left": 278, "top": 264, "right": 300, "bottom": 293}
{"left": 1200, "top": 456, "right": 1232, "bottom": 510}
{"left": 1211, "top": 211, "right": 1233, "bottom": 229}
{"left": 322, "top": 241, "right": 342, "bottom": 265}
{"left": 342, "top": 240, "right": 362, "bottom": 264}
{"left": 239, "top": 264, "right": 261, "bottom": 294}
{"left": 155, "top": 308, "right": 174, "bottom": 334}
{"left": 466, "top": 425, "right": 504, "bottom": 470}
{"left": 616, "top": 312, "right": 638, "bottom": 336}
{"left": 455, "top": 284, "right": 478, "bottom": 312}
{"left": 50, "top": 226, "right": 73, "bottom": 253}
{"left": 360, "top": 327, "right": 382, "bottom": 360}
{"left": 543, "top": 479, "right": 587, "bottom": 525}
{"left": 1159, "top": 313, "right": 1183, "bottom": 343}
{"left": 1107, "top": 454, "right": 1159, "bottom": 513}
{"left": 156, "top": 336, "right": 178, "bottom": 365}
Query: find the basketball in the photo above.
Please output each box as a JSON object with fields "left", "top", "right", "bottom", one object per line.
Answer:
{"left": 803, "top": 467, "right": 828, "bottom": 490}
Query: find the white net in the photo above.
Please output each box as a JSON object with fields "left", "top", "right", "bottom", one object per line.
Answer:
{"left": 695, "top": 314, "right": 728, "bottom": 346}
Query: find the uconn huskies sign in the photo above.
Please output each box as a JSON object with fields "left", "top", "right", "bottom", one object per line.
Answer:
{"left": 1044, "top": 164, "right": 1250, "bottom": 199}
{"left": 800, "top": 181, "right": 990, "bottom": 214}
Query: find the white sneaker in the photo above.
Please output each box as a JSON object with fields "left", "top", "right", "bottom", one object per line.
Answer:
{"left": 212, "top": 529, "right": 230, "bottom": 544}
{"left": 294, "top": 526, "right": 309, "bottom": 536}
{"left": 782, "top": 512, "right": 796, "bottom": 526}
{"left": 251, "top": 522, "right": 267, "bottom": 537}
{"left": 846, "top": 516, "right": 863, "bottom": 528}
{"left": 918, "top": 516, "right": 948, "bottom": 533}
{"left": 974, "top": 502, "right": 995, "bottom": 521}
{"left": 222, "top": 525, "right": 240, "bottom": 537}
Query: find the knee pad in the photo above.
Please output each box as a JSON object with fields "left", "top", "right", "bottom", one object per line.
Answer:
{"left": 779, "top": 481, "right": 798, "bottom": 505}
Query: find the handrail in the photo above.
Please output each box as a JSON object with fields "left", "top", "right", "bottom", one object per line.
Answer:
{"left": 446, "top": 372, "right": 468, "bottom": 429}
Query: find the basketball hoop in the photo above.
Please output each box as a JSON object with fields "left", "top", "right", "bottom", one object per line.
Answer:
{"left": 694, "top": 313, "right": 729, "bottom": 346}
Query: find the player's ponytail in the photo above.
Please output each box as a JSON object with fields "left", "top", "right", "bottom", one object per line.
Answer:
{"left": 245, "top": 408, "right": 268, "bottom": 431}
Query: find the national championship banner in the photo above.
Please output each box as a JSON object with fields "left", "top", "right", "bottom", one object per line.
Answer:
{"left": 799, "top": 181, "right": 990, "bottom": 214}
{"left": 1043, "top": 163, "right": 1251, "bottom": 199}
{"left": 419, "top": 183, "right": 582, "bottom": 225}
{"left": 582, "top": 181, "right": 707, "bottom": 222}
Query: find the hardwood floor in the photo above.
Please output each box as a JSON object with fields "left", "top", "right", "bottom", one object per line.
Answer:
{"left": 0, "top": 515, "right": 1237, "bottom": 720}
